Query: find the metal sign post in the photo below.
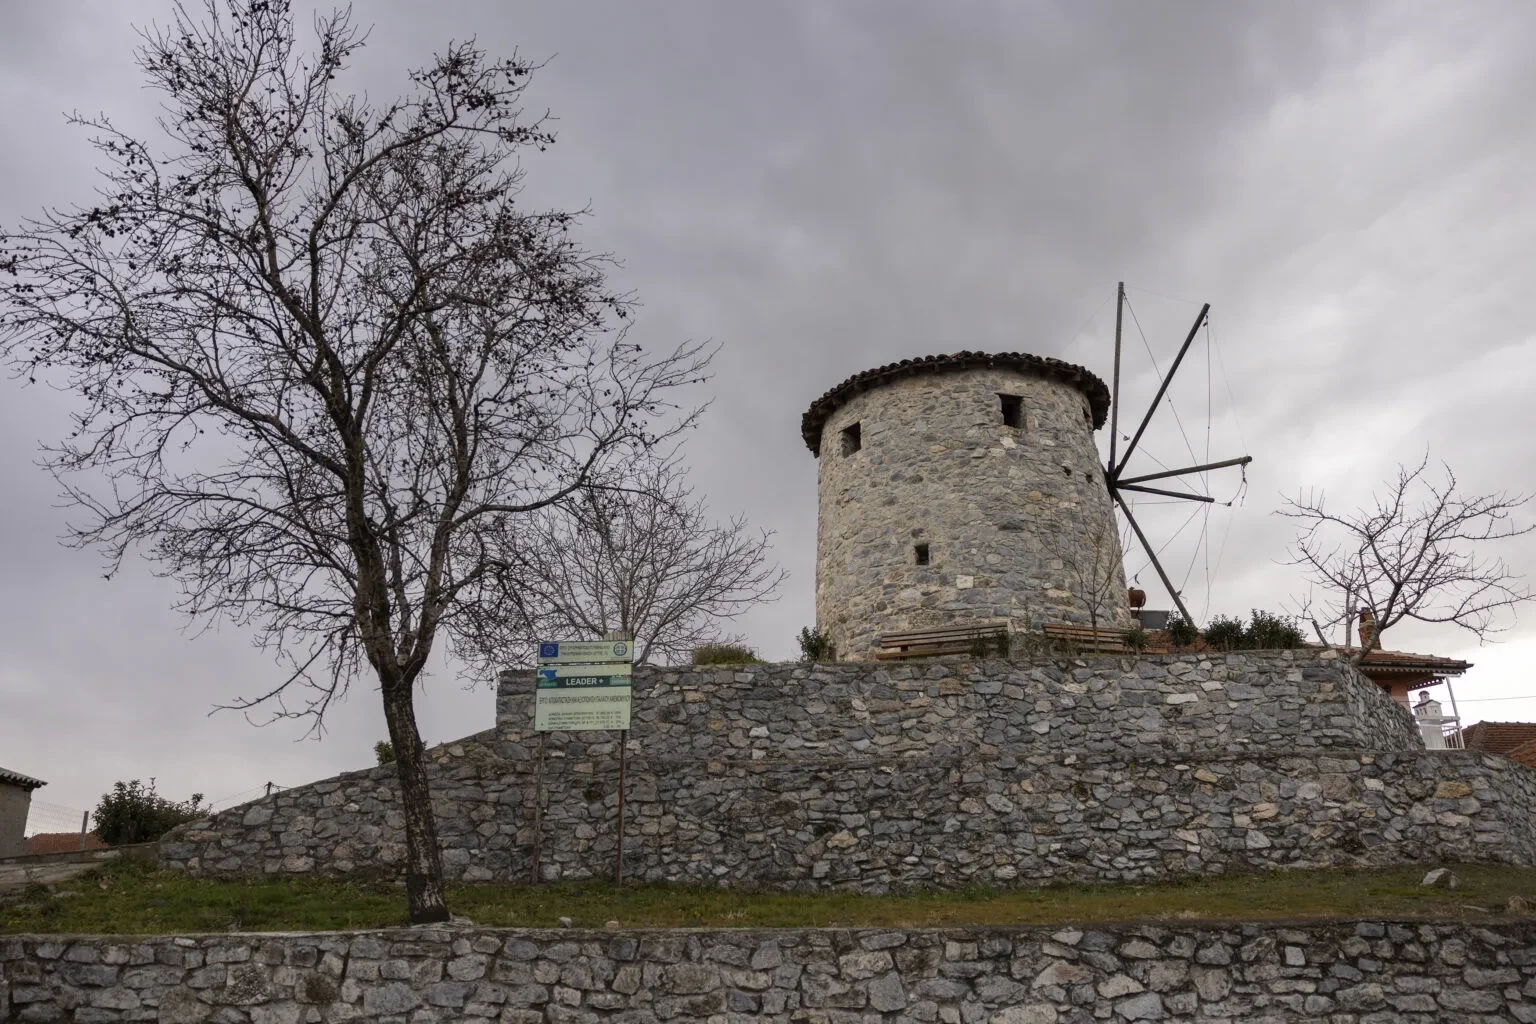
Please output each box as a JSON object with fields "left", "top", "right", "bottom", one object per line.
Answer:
{"left": 615, "top": 729, "right": 628, "bottom": 884}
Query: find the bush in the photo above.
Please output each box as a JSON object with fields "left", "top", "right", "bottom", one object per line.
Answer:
{"left": 1164, "top": 616, "right": 1199, "bottom": 648}
{"left": 797, "top": 627, "right": 837, "bottom": 663}
{"left": 691, "top": 643, "right": 763, "bottom": 665}
{"left": 94, "top": 779, "right": 208, "bottom": 846}
{"left": 1124, "top": 625, "right": 1149, "bottom": 652}
{"left": 1202, "top": 615, "right": 1247, "bottom": 651}
{"left": 1245, "top": 609, "right": 1305, "bottom": 650}
{"left": 374, "top": 741, "right": 396, "bottom": 765}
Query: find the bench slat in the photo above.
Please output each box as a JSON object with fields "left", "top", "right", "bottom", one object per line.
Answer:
{"left": 880, "top": 623, "right": 1008, "bottom": 644}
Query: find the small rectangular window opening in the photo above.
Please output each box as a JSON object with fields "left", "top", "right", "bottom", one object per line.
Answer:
{"left": 840, "top": 422, "right": 862, "bottom": 456}
{"left": 914, "top": 542, "right": 930, "bottom": 566}
{"left": 1000, "top": 394, "right": 1023, "bottom": 429}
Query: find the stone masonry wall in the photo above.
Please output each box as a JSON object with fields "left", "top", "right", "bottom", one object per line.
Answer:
{"left": 814, "top": 366, "right": 1129, "bottom": 660}
{"left": 8, "top": 920, "right": 1536, "bottom": 1022}
{"left": 159, "top": 652, "right": 1536, "bottom": 889}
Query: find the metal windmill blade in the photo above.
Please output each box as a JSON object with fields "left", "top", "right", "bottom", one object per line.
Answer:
{"left": 1104, "top": 282, "right": 1251, "bottom": 624}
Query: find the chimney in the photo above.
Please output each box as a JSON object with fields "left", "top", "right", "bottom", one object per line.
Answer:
{"left": 1357, "top": 607, "right": 1377, "bottom": 650}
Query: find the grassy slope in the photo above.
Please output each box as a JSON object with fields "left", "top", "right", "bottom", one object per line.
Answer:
{"left": 5, "top": 860, "right": 1536, "bottom": 935}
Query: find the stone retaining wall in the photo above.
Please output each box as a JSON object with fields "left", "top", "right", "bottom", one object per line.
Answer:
{"left": 160, "top": 740, "right": 1536, "bottom": 890}
{"left": 157, "top": 652, "right": 1536, "bottom": 890}
{"left": 495, "top": 651, "right": 1425, "bottom": 763}
{"left": 7, "top": 920, "right": 1536, "bottom": 1022}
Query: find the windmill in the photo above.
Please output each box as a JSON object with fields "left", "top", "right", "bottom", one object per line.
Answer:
{"left": 1103, "top": 281, "right": 1251, "bottom": 625}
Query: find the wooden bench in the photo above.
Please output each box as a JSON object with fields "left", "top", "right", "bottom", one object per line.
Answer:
{"left": 1040, "top": 622, "right": 1133, "bottom": 653}
{"left": 875, "top": 622, "right": 1010, "bottom": 660}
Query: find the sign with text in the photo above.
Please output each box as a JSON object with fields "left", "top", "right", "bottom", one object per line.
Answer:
{"left": 533, "top": 639, "right": 634, "bottom": 731}
{"left": 537, "top": 640, "right": 634, "bottom": 665}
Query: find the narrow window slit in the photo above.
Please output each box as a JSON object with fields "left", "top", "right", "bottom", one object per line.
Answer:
{"left": 840, "top": 422, "right": 861, "bottom": 456}
{"left": 999, "top": 394, "right": 1023, "bottom": 429}
{"left": 914, "top": 542, "right": 930, "bottom": 566}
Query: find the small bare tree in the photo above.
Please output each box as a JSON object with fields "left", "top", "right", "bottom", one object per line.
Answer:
{"left": 1061, "top": 520, "right": 1124, "bottom": 636}
{"left": 463, "top": 462, "right": 785, "bottom": 666}
{"left": 0, "top": 0, "right": 710, "bottom": 921}
{"left": 1281, "top": 457, "right": 1533, "bottom": 663}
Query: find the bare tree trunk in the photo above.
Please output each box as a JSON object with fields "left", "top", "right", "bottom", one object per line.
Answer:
{"left": 382, "top": 684, "right": 449, "bottom": 924}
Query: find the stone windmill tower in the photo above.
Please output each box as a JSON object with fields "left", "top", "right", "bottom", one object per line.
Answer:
{"left": 802, "top": 352, "right": 1130, "bottom": 660}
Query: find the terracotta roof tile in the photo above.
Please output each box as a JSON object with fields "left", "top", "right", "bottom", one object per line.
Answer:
{"left": 801, "top": 351, "right": 1110, "bottom": 454}
{"left": 1505, "top": 738, "right": 1536, "bottom": 769}
{"left": 22, "top": 832, "right": 108, "bottom": 856}
{"left": 0, "top": 766, "right": 46, "bottom": 790}
{"left": 1461, "top": 721, "right": 1536, "bottom": 756}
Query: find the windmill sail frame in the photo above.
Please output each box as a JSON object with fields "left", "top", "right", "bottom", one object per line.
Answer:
{"left": 1103, "top": 282, "right": 1251, "bottom": 625}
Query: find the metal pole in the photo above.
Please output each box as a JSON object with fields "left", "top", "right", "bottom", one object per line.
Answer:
{"left": 1114, "top": 303, "right": 1210, "bottom": 478}
{"left": 1117, "top": 483, "right": 1215, "bottom": 503}
{"left": 265, "top": 781, "right": 273, "bottom": 798}
{"left": 1114, "top": 490, "right": 1194, "bottom": 625}
{"left": 530, "top": 732, "right": 546, "bottom": 884}
{"left": 1108, "top": 282, "right": 1124, "bottom": 472}
{"left": 1444, "top": 677, "right": 1464, "bottom": 748}
{"left": 78, "top": 811, "right": 88, "bottom": 852}
{"left": 614, "top": 730, "right": 628, "bottom": 885}
{"left": 1115, "top": 455, "right": 1252, "bottom": 487}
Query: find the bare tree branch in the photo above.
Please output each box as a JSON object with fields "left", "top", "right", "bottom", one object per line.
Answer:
{"left": 1280, "top": 456, "right": 1533, "bottom": 665}
{"left": 460, "top": 461, "right": 785, "bottom": 667}
{"left": 0, "top": 0, "right": 711, "bottom": 923}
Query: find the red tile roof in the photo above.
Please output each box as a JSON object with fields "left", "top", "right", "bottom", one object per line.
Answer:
{"left": 1505, "top": 739, "right": 1536, "bottom": 769}
{"left": 1461, "top": 722, "right": 1536, "bottom": 756}
{"left": 23, "top": 832, "right": 108, "bottom": 856}
{"left": 1353, "top": 648, "right": 1472, "bottom": 674}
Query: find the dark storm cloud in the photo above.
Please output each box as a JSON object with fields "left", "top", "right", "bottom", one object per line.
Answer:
{"left": 3, "top": 0, "right": 1535, "bottom": 815}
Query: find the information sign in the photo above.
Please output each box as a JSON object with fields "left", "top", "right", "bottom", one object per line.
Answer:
{"left": 532, "top": 639, "right": 634, "bottom": 731}
{"left": 537, "top": 640, "right": 633, "bottom": 665}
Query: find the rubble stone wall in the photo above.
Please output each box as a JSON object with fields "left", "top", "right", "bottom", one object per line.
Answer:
{"left": 157, "top": 653, "right": 1536, "bottom": 889}
{"left": 8, "top": 920, "right": 1536, "bottom": 1023}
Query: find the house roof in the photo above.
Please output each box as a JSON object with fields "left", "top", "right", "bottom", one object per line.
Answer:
{"left": 801, "top": 351, "right": 1111, "bottom": 454}
{"left": 1504, "top": 738, "right": 1536, "bottom": 769}
{"left": 0, "top": 767, "right": 46, "bottom": 791}
{"left": 1352, "top": 648, "right": 1472, "bottom": 676}
{"left": 23, "top": 832, "right": 108, "bottom": 856}
{"left": 1461, "top": 721, "right": 1536, "bottom": 756}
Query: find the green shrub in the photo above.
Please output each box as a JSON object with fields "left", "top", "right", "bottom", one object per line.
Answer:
{"left": 93, "top": 780, "right": 208, "bottom": 846}
{"left": 1245, "top": 609, "right": 1305, "bottom": 650}
{"left": 797, "top": 627, "right": 837, "bottom": 663}
{"left": 1202, "top": 615, "right": 1247, "bottom": 651}
{"left": 1124, "top": 625, "right": 1149, "bottom": 652}
{"left": 1164, "top": 616, "right": 1199, "bottom": 648}
{"left": 374, "top": 741, "right": 396, "bottom": 765}
{"left": 691, "top": 643, "right": 763, "bottom": 665}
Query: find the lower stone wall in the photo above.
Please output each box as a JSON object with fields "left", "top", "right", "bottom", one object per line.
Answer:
{"left": 6, "top": 920, "right": 1536, "bottom": 1022}
{"left": 161, "top": 739, "right": 1536, "bottom": 891}
{"left": 157, "top": 653, "right": 1535, "bottom": 890}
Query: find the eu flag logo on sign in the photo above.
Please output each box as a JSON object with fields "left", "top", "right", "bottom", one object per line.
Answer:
{"left": 539, "top": 643, "right": 559, "bottom": 659}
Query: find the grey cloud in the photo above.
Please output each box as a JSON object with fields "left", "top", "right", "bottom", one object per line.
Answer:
{"left": 3, "top": 0, "right": 1535, "bottom": 814}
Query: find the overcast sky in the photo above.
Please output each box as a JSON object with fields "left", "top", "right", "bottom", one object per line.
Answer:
{"left": 4, "top": 1, "right": 1536, "bottom": 824}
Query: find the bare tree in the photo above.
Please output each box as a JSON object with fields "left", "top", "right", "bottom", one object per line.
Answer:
{"left": 0, "top": 0, "right": 710, "bottom": 922}
{"left": 1061, "top": 520, "right": 1124, "bottom": 636}
{"left": 463, "top": 462, "right": 785, "bottom": 666}
{"left": 1281, "top": 457, "right": 1533, "bottom": 664}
